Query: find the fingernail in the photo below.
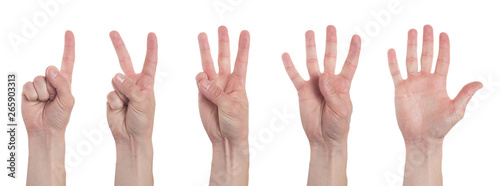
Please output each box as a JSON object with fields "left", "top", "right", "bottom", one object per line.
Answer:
{"left": 116, "top": 74, "right": 125, "bottom": 84}
{"left": 48, "top": 66, "right": 58, "bottom": 78}
{"left": 49, "top": 94, "right": 55, "bottom": 101}
{"left": 201, "top": 80, "right": 211, "bottom": 91}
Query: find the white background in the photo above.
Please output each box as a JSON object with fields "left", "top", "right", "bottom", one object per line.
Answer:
{"left": 1, "top": 0, "right": 499, "bottom": 185}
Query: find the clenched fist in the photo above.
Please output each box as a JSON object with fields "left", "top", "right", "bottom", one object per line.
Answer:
{"left": 22, "top": 31, "right": 75, "bottom": 136}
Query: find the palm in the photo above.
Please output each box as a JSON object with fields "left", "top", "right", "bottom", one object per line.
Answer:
{"left": 107, "top": 31, "right": 158, "bottom": 139}
{"left": 395, "top": 74, "right": 458, "bottom": 140}
{"left": 387, "top": 25, "right": 482, "bottom": 142}
{"left": 196, "top": 26, "right": 250, "bottom": 143}
{"left": 282, "top": 26, "right": 360, "bottom": 143}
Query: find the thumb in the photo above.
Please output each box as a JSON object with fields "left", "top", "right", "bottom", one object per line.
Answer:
{"left": 112, "top": 73, "right": 143, "bottom": 103}
{"left": 46, "top": 66, "right": 74, "bottom": 103}
{"left": 196, "top": 73, "right": 229, "bottom": 106}
{"left": 453, "top": 81, "right": 483, "bottom": 110}
{"left": 318, "top": 72, "right": 337, "bottom": 102}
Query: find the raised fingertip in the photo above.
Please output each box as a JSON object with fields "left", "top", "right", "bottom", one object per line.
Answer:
{"left": 198, "top": 32, "right": 208, "bottom": 41}
{"left": 281, "top": 52, "right": 292, "bottom": 65}
{"left": 408, "top": 29, "right": 417, "bottom": 35}
{"left": 351, "top": 34, "right": 361, "bottom": 45}
{"left": 388, "top": 48, "right": 396, "bottom": 55}
{"left": 65, "top": 30, "right": 74, "bottom": 41}
{"left": 326, "top": 25, "right": 336, "bottom": 31}
{"left": 109, "top": 30, "right": 120, "bottom": 39}
{"left": 148, "top": 32, "right": 157, "bottom": 41}
{"left": 305, "top": 30, "right": 314, "bottom": 35}
{"left": 439, "top": 32, "right": 449, "bottom": 41}
{"left": 218, "top": 25, "right": 228, "bottom": 32}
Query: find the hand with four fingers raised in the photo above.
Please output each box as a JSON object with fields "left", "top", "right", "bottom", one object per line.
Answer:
{"left": 282, "top": 25, "right": 361, "bottom": 186}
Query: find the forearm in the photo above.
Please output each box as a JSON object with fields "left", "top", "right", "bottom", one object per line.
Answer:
{"left": 403, "top": 139, "right": 443, "bottom": 186}
{"left": 114, "top": 137, "right": 154, "bottom": 186}
{"left": 307, "top": 140, "right": 348, "bottom": 186}
{"left": 209, "top": 139, "right": 249, "bottom": 186}
{"left": 27, "top": 131, "right": 66, "bottom": 186}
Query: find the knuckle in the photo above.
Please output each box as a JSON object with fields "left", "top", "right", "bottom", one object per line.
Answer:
{"left": 33, "top": 76, "right": 45, "bottom": 83}
{"left": 23, "top": 82, "right": 33, "bottom": 89}
{"left": 306, "top": 58, "right": 318, "bottom": 64}
{"left": 107, "top": 91, "right": 116, "bottom": 101}
{"left": 450, "top": 103, "right": 465, "bottom": 119}
{"left": 67, "top": 95, "right": 76, "bottom": 106}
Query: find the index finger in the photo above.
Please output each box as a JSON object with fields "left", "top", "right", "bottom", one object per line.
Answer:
{"left": 61, "top": 30, "right": 75, "bottom": 84}
{"left": 435, "top": 32, "right": 450, "bottom": 77}
{"left": 233, "top": 30, "right": 250, "bottom": 80}
{"left": 141, "top": 32, "right": 158, "bottom": 79}
{"left": 339, "top": 35, "right": 361, "bottom": 82}
{"left": 109, "top": 31, "right": 136, "bottom": 76}
{"left": 198, "top": 32, "right": 217, "bottom": 80}
{"left": 305, "top": 30, "right": 320, "bottom": 78}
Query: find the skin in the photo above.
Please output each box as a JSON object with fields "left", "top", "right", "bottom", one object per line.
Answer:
{"left": 387, "top": 25, "right": 483, "bottom": 186}
{"left": 22, "top": 31, "right": 75, "bottom": 186}
{"left": 281, "top": 25, "right": 361, "bottom": 186}
{"left": 195, "top": 26, "right": 250, "bottom": 186}
{"left": 106, "top": 31, "right": 158, "bottom": 186}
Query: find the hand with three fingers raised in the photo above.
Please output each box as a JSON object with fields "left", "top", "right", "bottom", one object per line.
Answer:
{"left": 196, "top": 26, "right": 250, "bottom": 186}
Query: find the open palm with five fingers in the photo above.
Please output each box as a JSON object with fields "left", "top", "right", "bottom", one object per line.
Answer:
{"left": 388, "top": 25, "right": 483, "bottom": 186}
{"left": 106, "top": 31, "right": 158, "bottom": 141}
{"left": 196, "top": 26, "right": 250, "bottom": 144}
{"left": 387, "top": 25, "right": 483, "bottom": 144}
{"left": 22, "top": 30, "right": 75, "bottom": 135}
{"left": 282, "top": 25, "right": 361, "bottom": 145}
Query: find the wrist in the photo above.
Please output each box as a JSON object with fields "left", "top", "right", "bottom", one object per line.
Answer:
{"left": 307, "top": 139, "right": 348, "bottom": 186}
{"left": 26, "top": 128, "right": 66, "bottom": 186}
{"left": 404, "top": 138, "right": 443, "bottom": 153}
{"left": 210, "top": 139, "right": 249, "bottom": 186}
{"left": 114, "top": 136, "right": 154, "bottom": 186}
{"left": 115, "top": 136, "right": 153, "bottom": 160}
{"left": 309, "top": 139, "right": 348, "bottom": 168}
{"left": 27, "top": 128, "right": 65, "bottom": 141}
{"left": 27, "top": 130, "right": 65, "bottom": 155}
{"left": 402, "top": 139, "right": 444, "bottom": 185}
{"left": 211, "top": 139, "right": 249, "bottom": 169}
